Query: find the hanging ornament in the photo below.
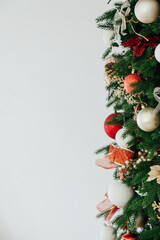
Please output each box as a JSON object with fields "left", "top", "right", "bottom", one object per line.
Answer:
{"left": 137, "top": 88, "right": 160, "bottom": 132}
{"left": 108, "top": 180, "right": 134, "bottom": 207}
{"left": 134, "top": 0, "right": 160, "bottom": 24}
{"left": 121, "top": 233, "right": 139, "bottom": 240}
{"left": 155, "top": 44, "right": 160, "bottom": 63}
{"left": 103, "top": 30, "right": 114, "bottom": 46}
{"left": 100, "top": 225, "right": 116, "bottom": 240}
{"left": 137, "top": 107, "right": 160, "bottom": 132}
{"left": 115, "top": 128, "right": 134, "bottom": 149}
{"left": 124, "top": 74, "right": 142, "bottom": 93}
{"left": 111, "top": 76, "right": 141, "bottom": 104}
{"left": 104, "top": 113, "right": 123, "bottom": 139}
{"left": 135, "top": 213, "right": 147, "bottom": 228}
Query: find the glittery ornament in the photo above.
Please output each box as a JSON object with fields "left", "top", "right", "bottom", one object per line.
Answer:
{"left": 110, "top": 75, "right": 141, "bottom": 104}
{"left": 137, "top": 107, "right": 160, "bottom": 132}
{"left": 124, "top": 74, "right": 142, "bottom": 93}
{"left": 104, "top": 113, "right": 123, "bottom": 139}
{"left": 121, "top": 233, "right": 139, "bottom": 240}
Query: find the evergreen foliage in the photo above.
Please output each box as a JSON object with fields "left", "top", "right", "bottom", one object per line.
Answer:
{"left": 96, "top": 0, "right": 160, "bottom": 239}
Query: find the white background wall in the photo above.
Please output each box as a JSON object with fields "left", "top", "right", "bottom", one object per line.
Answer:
{"left": 0, "top": 1, "right": 114, "bottom": 240}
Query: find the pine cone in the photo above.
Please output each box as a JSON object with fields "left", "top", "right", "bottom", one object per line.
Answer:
{"left": 104, "top": 62, "right": 115, "bottom": 82}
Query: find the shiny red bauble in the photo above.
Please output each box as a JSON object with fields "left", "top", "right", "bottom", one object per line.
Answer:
{"left": 124, "top": 73, "right": 142, "bottom": 93}
{"left": 104, "top": 113, "right": 123, "bottom": 139}
{"left": 121, "top": 233, "right": 139, "bottom": 240}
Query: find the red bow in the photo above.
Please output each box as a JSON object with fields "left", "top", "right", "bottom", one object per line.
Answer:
{"left": 122, "top": 35, "right": 160, "bottom": 57}
{"left": 96, "top": 193, "right": 119, "bottom": 225}
{"left": 96, "top": 144, "right": 134, "bottom": 169}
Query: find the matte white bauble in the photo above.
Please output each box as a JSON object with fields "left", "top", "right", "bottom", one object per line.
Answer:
{"left": 137, "top": 107, "right": 160, "bottom": 132}
{"left": 108, "top": 180, "right": 134, "bottom": 207}
{"left": 134, "top": 0, "right": 160, "bottom": 24}
{"left": 100, "top": 226, "right": 116, "bottom": 240}
{"left": 155, "top": 44, "right": 160, "bottom": 63}
{"left": 115, "top": 128, "right": 133, "bottom": 149}
{"left": 103, "top": 30, "right": 113, "bottom": 46}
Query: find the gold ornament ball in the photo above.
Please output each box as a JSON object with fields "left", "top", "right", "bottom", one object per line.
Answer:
{"left": 141, "top": 104, "right": 146, "bottom": 109}
{"left": 134, "top": 0, "right": 160, "bottom": 24}
{"left": 137, "top": 107, "right": 160, "bottom": 132}
{"left": 135, "top": 214, "right": 147, "bottom": 228}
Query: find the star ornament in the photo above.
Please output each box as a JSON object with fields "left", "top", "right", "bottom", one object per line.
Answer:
{"left": 147, "top": 165, "right": 160, "bottom": 184}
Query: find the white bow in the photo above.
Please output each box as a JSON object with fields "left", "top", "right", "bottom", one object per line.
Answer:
{"left": 153, "top": 87, "right": 160, "bottom": 115}
{"left": 114, "top": 1, "right": 131, "bottom": 44}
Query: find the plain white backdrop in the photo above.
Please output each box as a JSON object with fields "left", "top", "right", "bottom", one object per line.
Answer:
{"left": 0, "top": 1, "right": 114, "bottom": 239}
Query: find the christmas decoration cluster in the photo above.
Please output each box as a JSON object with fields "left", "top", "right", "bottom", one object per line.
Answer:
{"left": 96, "top": 0, "right": 160, "bottom": 239}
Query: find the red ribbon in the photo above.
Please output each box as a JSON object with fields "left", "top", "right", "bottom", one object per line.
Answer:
{"left": 96, "top": 193, "right": 114, "bottom": 213}
{"left": 96, "top": 144, "right": 134, "bottom": 169}
{"left": 96, "top": 193, "right": 119, "bottom": 225}
{"left": 122, "top": 35, "right": 160, "bottom": 57}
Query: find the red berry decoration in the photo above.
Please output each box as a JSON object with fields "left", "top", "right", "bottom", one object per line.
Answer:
{"left": 121, "top": 233, "right": 139, "bottom": 240}
{"left": 104, "top": 113, "right": 123, "bottom": 139}
{"left": 124, "top": 73, "right": 142, "bottom": 93}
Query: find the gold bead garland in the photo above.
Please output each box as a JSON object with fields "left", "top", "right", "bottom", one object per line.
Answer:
{"left": 118, "top": 150, "right": 157, "bottom": 173}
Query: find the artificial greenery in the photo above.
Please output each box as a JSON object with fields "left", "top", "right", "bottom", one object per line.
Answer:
{"left": 96, "top": 0, "right": 160, "bottom": 239}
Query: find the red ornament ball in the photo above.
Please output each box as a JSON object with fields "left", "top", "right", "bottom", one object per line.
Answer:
{"left": 121, "top": 233, "right": 139, "bottom": 240}
{"left": 104, "top": 113, "right": 123, "bottom": 139}
{"left": 124, "top": 73, "right": 142, "bottom": 93}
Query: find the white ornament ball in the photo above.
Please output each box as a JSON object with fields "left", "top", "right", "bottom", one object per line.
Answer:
{"left": 155, "top": 44, "right": 160, "bottom": 62}
{"left": 137, "top": 107, "right": 160, "bottom": 132}
{"left": 103, "top": 30, "right": 113, "bottom": 46}
{"left": 115, "top": 128, "right": 133, "bottom": 149}
{"left": 134, "top": 0, "right": 160, "bottom": 24}
{"left": 108, "top": 180, "right": 134, "bottom": 207}
{"left": 100, "top": 226, "right": 116, "bottom": 240}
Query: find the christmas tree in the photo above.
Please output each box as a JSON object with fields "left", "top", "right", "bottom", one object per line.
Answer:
{"left": 96, "top": 0, "right": 160, "bottom": 240}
